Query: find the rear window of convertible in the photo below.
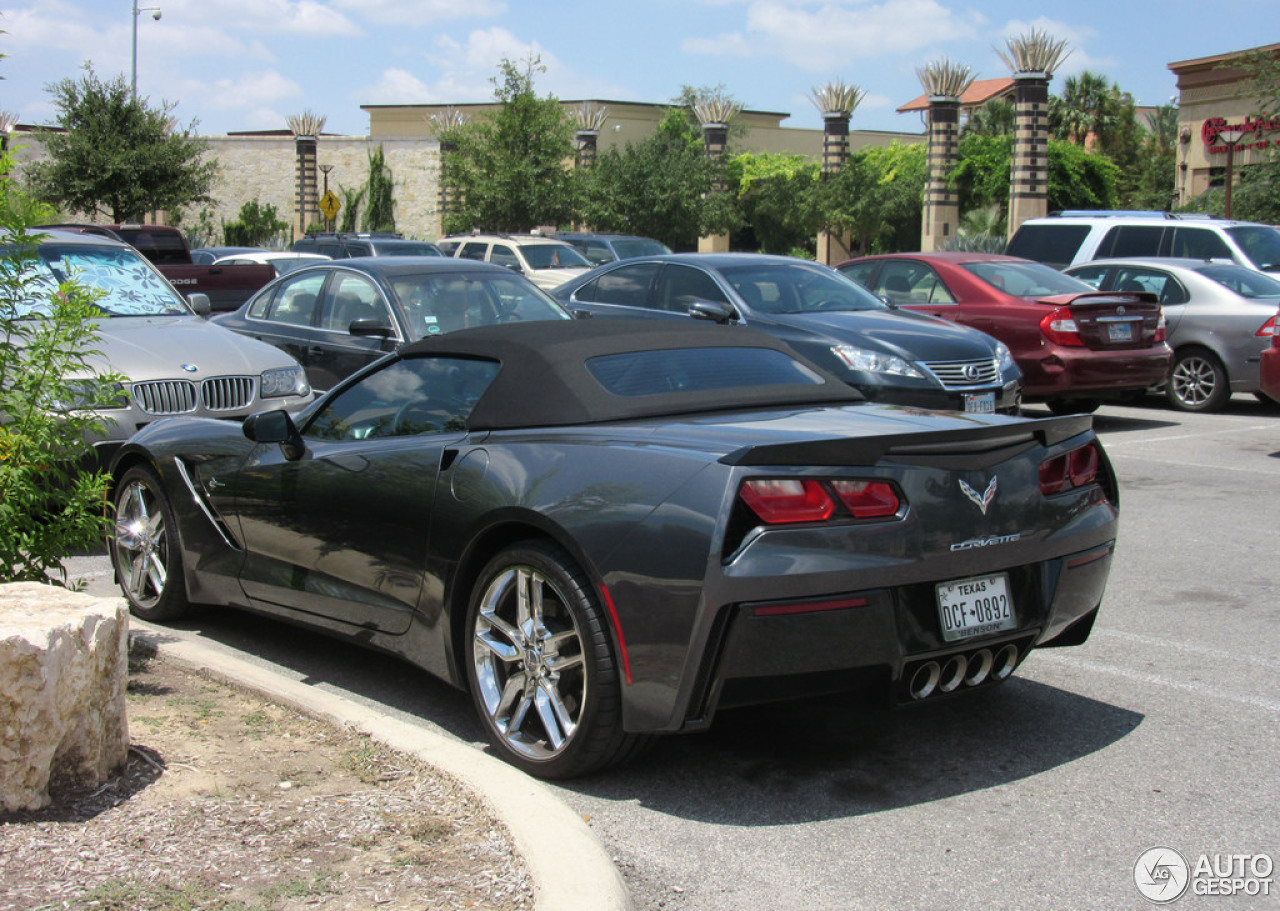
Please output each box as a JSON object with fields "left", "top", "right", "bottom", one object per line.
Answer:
{"left": 586, "top": 347, "right": 826, "bottom": 397}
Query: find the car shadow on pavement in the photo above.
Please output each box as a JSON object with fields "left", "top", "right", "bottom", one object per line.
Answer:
{"left": 145, "top": 607, "right": 1141, "bottom": 824}
{"left": 569, "top": 677, "right": 1143, "bottom": 825}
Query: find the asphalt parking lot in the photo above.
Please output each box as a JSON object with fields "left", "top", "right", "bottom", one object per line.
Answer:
{"left": 67, "top": 394, "right": 1280, "bottom": 911}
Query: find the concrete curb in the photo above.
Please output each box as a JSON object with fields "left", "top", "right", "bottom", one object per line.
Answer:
{"left": 130, "top": 622, "right": 632, "bottom": 911}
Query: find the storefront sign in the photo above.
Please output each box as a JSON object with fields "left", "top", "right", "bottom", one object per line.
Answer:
{"left": 1202, "top": 115, "right": 1280, "bottom": 152}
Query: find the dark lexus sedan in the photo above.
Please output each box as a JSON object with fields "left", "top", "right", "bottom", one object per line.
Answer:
{"left": 214, "top": 257, "right": 571, "bottom": 392}
{"left": 552, "top": 253, "right": 1022, "bottom": 414}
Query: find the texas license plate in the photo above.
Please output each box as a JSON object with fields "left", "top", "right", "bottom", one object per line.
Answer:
{"left": 936, "top": 573, "right": 1016, "bottom": 642}
{"left": 1106, "top": 322, "right": 1134, "bottom": 343}
{"left": 963, "top": 393, "right": 995, "bottom": 414}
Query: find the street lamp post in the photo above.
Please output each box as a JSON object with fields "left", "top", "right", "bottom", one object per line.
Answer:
{"left": 131, "top": 2, "right": 162, "bottom": 99}
{"left": 1219, "top": 128, "right": 1246, "bottom": 219}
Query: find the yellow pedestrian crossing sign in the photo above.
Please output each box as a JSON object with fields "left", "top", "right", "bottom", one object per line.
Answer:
{"left": 319, "top": 190, "right": 340, "bottom": 221}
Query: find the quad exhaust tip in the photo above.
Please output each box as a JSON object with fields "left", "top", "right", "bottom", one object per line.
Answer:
{"left": 907, "top": 643, "right": 1020, "bottom": 701}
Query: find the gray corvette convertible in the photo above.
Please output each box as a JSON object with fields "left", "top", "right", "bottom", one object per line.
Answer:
{"left": 109, "top": 319, "right": 1118, "bottom": 778}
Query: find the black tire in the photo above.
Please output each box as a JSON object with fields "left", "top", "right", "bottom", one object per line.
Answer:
{"left": 465, "top": 540, "right": 642, "bottom": 778}
{"left": 1046, "top": 397, "right": 1100, "bottom": 415}
{"left": 110, "top": 466, "right": 192, "bottom": 622}
{"left": 1167, "top": 348, "right": 1229, "bottom": 412}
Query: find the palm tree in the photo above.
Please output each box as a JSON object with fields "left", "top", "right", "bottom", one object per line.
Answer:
{"left": 963, "top": 99, "right": 1015, "bottom": 137}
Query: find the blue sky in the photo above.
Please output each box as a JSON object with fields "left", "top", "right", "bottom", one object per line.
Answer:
{"left": 1, "top": 1, "right": 1272, "bottom": 138}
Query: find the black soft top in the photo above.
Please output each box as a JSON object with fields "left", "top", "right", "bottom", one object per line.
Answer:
{"left": 398, "top": 318, "right": 862, "bottom": 430}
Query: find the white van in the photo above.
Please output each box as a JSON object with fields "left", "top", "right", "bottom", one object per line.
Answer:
{"left": 1006, "top": 212, "right": 1280, "bottom": 274}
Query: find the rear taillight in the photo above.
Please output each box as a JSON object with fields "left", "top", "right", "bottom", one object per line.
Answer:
{"left": 739, "top": 479, "right": 834, "bottom": 524}
{"left": 1040, "top": 443, "right": 1100, "bottom": 495}
{"left": 739, "top": 478, "right": 901, "bottom": 524}
{"left": 830, "top": 480, "right": 901, "bottom": 518}
{"left": 1154, "top": 309, "right": 1167, "bottom": 343}
{"left": 1040, "top": 308, "right": 1084, "bottom": 346}
{"left": 1257, "top": 315, "right": 1278, "bottom": 339}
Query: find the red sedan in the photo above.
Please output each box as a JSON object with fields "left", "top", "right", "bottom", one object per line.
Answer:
{"left": 1260, "top": 304, "right": 1280, "bottom": 405}
{"left": 838, "top": 252, "right": 1172, "bottom": 413}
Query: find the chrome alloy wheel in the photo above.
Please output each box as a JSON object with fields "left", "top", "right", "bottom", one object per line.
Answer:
{"left": 471, "top": 565, "right": 587, "bottom": 761}
{"left": 113, "top": 479, "right": 169, "bottom": 609}
{"left": 1169, "top": 350, "right": 1227, "bottom": 412}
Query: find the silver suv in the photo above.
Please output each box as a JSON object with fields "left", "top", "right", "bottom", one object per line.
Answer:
{"left": 1006, "top": 212, "right": 1280, "bottom": 274}
{"left": 437, "top": 233, "right": 592, "bottom": 290}
{"left": 12, "top": 230, "right": 313, "bottom": 465}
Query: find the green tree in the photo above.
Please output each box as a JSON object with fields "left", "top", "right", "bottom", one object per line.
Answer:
{"left": 1223, "top": 49, "right": 1280, "bottom": 223}
{"left": 950, "top": 134, "right": 1120, "bottom": 217}
{"left": 363, "top": 146, "right": 395, "bottom": 233}
{"left": 0, "top": 153, "right": 121, "bottom": 585}
{"left": 1129, "top": 103, "right": 1179, "bottom": 210}
{"left": 25, "top": 65, "right": 216, "bottom": 223}
{"left": 221, "top": 199, "right": 287, "bottom": 246}
{"left": 729, "top": 152, "right": 820, "bottom": 255}
{"left": 962, "top": 99, "right": 1014, "bottom": 137}
{"left": 576, "top": 108, "right": 735, "bottom": 249}
{"left": 441, "top": 57, "right": 576, "bottom": 233}
{"left": 822, "top": 142, "right": 926, "bottom": 254}
{"left": 338, "top": 185, "right": 365, "bottom": 232}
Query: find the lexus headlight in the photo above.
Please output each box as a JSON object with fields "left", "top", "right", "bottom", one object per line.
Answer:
{"left": 261, "top": 365, "right": 310, "bottom": 399}
{"left": 995, "top": 341, "right": 1016, "bottom": 372}
{"left": 47, "top": 381, "right": 128, "bottom": 412}
{"left": 830, "top": 345, "right": 925, "bottom": 379}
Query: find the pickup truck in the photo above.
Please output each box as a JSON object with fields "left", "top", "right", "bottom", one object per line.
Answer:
{"left": 40, "top": 224, "right": 276, "bottom": 312}
{"left": 103, "top": 224, "right": 276, "bottom": 312}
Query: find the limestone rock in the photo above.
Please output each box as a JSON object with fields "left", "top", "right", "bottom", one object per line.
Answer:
{"left": 0, "top": 582, "right": 130, "bottom": 813}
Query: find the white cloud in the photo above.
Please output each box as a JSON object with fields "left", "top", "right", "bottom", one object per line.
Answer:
{"left": 332, "top": 0, "right": 506, "bottom": 26}
{"left": 196, "top": 70, "right": 304, "bottom": 111}
{"left": 160, "top": 0, "right": 361, "bottom": 36}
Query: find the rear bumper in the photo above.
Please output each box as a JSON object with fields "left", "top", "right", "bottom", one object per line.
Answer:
{"left": 1020, "top": 346, "right": 1171, "bottom": 398}
{"left": 673, "top": 538, "right": 1115, "bottom": 731}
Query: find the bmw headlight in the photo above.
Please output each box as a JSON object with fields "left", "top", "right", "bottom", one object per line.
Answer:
{"left": 830, "top": 345, "right": 925, "bottom": 379}
{"left": 260, "top": 365, "right": 310, "bottom": 399}
{"left": 47, "top": 381, "right": 128, "bottom": 412}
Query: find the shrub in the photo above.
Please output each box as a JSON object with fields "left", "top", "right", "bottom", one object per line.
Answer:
{"left": 0, "top": 156, "right": 122, "bottom": 585}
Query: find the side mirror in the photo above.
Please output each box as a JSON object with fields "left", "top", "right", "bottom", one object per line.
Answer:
{"left": 243, "top": 410, "right": 305, "bottom": 461}
{"left": 187, "top": 292, "right": 212, "bottom": 316}
{"left": 348, "top": 317, "right": 395, "bottom": 338}
{"left": 688, "top": 300, "right": 737, "bottom": 325}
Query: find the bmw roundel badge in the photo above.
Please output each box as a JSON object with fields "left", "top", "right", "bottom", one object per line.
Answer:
{"left": 181, "top": 364, "right": 199, "bottom": 373}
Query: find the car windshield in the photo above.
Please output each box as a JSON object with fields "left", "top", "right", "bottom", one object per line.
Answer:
{"left": 718, "top": 263, "right": 887, "bottom": 314}
{"left": 387, "top": 270, "right": 570, "bottom": 339}
{"left": 6, "top": 243, "right": 189, "bottom": 318}
{"left": 522, "top": 244, "right": 591, "bottom": 269}
{"left": 962, "top": 261, "right": 1094, "bottom": 297}
{"left": 372, "top": 242, "right": 443, "bottom": 256}
{"left": 1225, "top": 226, "right": 1280, "bottom": 272}
{"left": 611, "top": 238, "right": 671, "bottom": 259}
{"left": 1195, "top": 263, "right": 1280, "bottom": 298}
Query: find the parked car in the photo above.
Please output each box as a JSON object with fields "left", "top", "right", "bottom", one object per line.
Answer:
{"left": 213, "top": 257, "right": 571, "bottom": 392}
{"left": 838, "top": 252, "right": 1171, "bottom": 414}
{"left": 553, "top": 232, "right": 672, "bottom": 264}
{"left": 1064, "top": 258, "right": 1280, "bottom": 411}
{"left": 10, "top": 229, "right": 312, "bottom": 466}
{"left": 437, "top": 233, "right": 593, "bottom": 290}
{"left": 212, "top": 250, "right": 331, "bottom": 277}
{"left": 291, "top": 232, "right": 444, "bottom": 259}
{"left": 553, "top": 253, "right": 1022, "bottom": 414}
{"left": 41, "top": 224, "right": 278, "bottom": 312}
{"left": 1259, "top": 305, "right": 1280, "bottom": 405}
{"left": 191, "top": 245, "right": 264, "bottom": 265}
{"left": 1004, "top": 211, "right": 1280, "bottom": 274}
{"left": 107, "top": 318, "right": 1118, "bottom": 778}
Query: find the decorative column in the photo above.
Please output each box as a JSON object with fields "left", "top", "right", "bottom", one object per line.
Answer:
{"left": 430, "top": 107, "right": 466, "bottom": 238}
{"left": 1008, "top": 71, "right": 1051, "bottom": 234}
{"left": 996, "top": 30, "right": 1070, "bottom": 239}
{"left": 698, "top": 121, "right": 731, "bottom": 253}
{"left": 810, "top": 80, "right": 863, "bottom": 264}
{"left": 921, "top": 95, "right": 962, "bottom": 251}
{"left": 287, "top": 111, "right": 326, "bottom": 239}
